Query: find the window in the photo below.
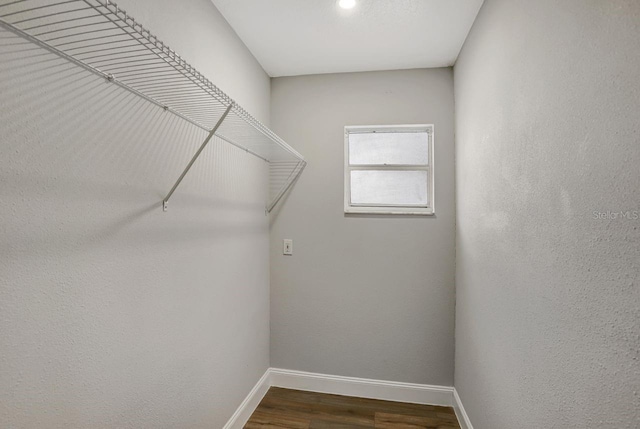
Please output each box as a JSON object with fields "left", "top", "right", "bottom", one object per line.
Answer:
{"left": 344, "top": 125, "right": 434, "bottom": 215}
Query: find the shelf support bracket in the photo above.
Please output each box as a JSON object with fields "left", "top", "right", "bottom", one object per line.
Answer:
{"left": 163, "top": 103, "right": 233, "bottom": 211}
{"left": 267, "top": 160, "right": 307, "bottom": 213}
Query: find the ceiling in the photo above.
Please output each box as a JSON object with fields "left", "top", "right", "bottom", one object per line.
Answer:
{"left": 210, "top": 0, "right": 484, "bottom": 77}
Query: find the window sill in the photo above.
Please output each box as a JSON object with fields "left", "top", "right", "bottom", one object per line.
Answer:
{"left": 344, "top": 208, "right": 435, "bottom": 216}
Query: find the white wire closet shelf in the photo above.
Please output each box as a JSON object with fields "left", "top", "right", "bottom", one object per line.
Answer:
{"left": 0, "top": 0, "right": 306, "bottom": 212}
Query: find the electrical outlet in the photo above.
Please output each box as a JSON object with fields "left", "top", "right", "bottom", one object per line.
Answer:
{"left": 283, "top": 239, "right": 293, "bottom": 255}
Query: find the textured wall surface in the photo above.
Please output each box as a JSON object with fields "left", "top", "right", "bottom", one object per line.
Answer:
{"left": 270, "top": 69, "right": 456, "bottom": 386}
{"left": 0, "top": 0, "right": 271, "bottom": 428}
{"left": 454, "top": 0, "right": 640, "bottom": 428}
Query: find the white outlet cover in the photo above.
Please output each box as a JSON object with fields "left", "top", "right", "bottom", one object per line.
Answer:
{"left": 283, "top": 239, "right": 293, "bottom": 255}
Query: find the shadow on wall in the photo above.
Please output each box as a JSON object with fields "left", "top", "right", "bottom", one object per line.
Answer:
{"left": 0, "top": 10, "right": 272, "bottom": 429}
{"left": 0, "top": 29, "right": 269, "bottom": 259}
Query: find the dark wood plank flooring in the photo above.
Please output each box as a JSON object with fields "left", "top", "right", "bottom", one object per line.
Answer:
{"left": 244, "top": 387, "right": 461, "bottom": 429}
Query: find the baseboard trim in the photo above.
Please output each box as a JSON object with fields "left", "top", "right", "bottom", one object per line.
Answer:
{"left": 223, "top": 368, "right": 462, "bottom": 429}
{"left": 222, "top": 369, "right": 271, "bottom": 429}
{"left": 453, "top": 388, "right": 474, "bottom": 429}
{"left": 269, "top": 368, "right": 454, "bottom": 407}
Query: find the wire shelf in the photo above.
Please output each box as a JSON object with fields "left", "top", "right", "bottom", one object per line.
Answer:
{"left": 0, "top": 0, "right": 306, "bottom": 211}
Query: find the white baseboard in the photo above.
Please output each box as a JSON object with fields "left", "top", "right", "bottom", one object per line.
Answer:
{"left": 269, "top": 368, "right": 454, "bottom": 407}
{"left": 223, "top": 368, "right": 466, "bottom": 429}
{"left": 222, "top": 370, "right": 271, "bottom": 429}
{"left": 453, "top": 388, "right": 474, "bottom": 429}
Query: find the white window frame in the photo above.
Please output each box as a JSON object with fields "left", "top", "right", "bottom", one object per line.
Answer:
{"left": 344, "top": 124, "right": 434, "bottom": 215}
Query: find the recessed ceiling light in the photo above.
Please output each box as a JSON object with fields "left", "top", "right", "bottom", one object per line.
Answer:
{"left": 338, "top": 0, "right": 356, "bottom": 10}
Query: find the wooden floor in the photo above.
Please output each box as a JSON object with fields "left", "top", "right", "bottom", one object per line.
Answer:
{"left": 244, "top": 387, "right": 461, "bottom": 429}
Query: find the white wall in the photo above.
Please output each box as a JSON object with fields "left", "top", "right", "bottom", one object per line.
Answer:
{"left": 0, "top": 0, "right": 271, "bottom": 428}
{"left": 270, "top": 69, "right": 456, "bottom": 386}
{"left": 454, "top": 0, "right": 640, "bottom": 428}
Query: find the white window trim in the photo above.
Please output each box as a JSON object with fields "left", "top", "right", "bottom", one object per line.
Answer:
{"left": 344, "top": 124, "right": 435, "bottom": 215}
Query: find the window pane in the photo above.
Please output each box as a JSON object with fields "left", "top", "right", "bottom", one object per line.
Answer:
{"left": 349, "top": 131, "right": 429, "bottom": 165}
{"left": 350, "top": 170, "right": 428, "bottom": 206}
